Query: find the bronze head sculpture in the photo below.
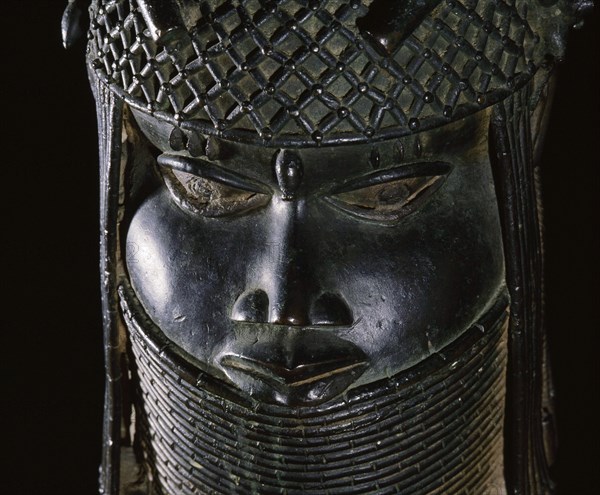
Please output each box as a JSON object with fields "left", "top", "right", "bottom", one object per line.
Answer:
{"left": 68, "top": 0, "right": 591, "bottom": 493}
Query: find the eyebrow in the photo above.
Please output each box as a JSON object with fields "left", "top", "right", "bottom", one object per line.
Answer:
{"left": 331, "top": 161, "right": 452, "bottom": 194}
{"left": 157, "top": 154, "right": 271, "bottom": 194}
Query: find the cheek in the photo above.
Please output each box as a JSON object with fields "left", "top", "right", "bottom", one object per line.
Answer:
{"left": 312, "top": 178, "right": 504, "bottom": 359}
{"left": 318, "top": 202, "right": 502, "bottom": 296}
{"left": 125, "top": 192, "right": 252, "bottom": 336}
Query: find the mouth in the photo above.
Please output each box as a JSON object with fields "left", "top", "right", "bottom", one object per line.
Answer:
{"left": 221, "top": 355, "right": 367, "bottom": 387}
{"left": 217, "top": 329, "right": 369, "bottom": 406}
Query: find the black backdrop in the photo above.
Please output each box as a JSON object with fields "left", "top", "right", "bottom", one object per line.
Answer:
{"left": 3, "top": 3, "right": 598, "bottom": 494}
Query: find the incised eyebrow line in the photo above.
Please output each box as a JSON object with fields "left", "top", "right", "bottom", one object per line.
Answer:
{"left": 331, "top": 161, "right": 452, "bottom": 194}
{"left": 158, "top": 154, "right": 271, "bottom": 194}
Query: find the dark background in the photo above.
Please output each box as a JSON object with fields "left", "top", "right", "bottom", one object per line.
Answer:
{"left": 3, "top": 3, "right": 598, "bottom": 494}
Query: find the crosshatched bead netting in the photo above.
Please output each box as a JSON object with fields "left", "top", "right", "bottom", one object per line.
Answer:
{"left": 89, "top": 0, "right": 538, "bottom": 145}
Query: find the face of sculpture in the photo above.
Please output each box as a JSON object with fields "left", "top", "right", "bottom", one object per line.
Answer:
{"left": 125, "top": 108, "right": 505, "bottom": 406}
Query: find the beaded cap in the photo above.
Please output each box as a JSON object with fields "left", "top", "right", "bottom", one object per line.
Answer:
{"left": 87, "top": 0, "right": 573, "bottom": 146}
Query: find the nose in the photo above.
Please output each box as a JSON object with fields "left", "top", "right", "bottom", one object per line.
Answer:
{"left": 231, "top": 289, "right": 353, "bottom": 326}
{"left": 230, "top": 199, "right": 352, "bottom": 327}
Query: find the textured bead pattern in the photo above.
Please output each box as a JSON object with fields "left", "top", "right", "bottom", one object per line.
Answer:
{"left": 88, "top": 0, "right": 538, "bottom": 146}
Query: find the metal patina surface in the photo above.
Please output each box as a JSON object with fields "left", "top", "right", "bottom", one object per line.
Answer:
{"left": 63, "top": 0, "right": 591, "bottom": 493}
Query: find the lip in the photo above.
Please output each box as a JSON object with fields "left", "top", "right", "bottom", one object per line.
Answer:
{"left": 217, "top": 329, "right": 369, "bottom": 406}
{"left": 221, "top": 354, "right": 367, "bottom": 387}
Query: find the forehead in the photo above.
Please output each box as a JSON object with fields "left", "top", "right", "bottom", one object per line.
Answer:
{"left": 131, "top": 107, "right": 490, "bottom": 182}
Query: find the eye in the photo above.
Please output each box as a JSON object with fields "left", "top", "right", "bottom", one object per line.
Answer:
{"left": 326, "top": 163, "right": 450, "bottom": 223}
{"left": 161, "top": 168, "right": 270, "bottom": 217}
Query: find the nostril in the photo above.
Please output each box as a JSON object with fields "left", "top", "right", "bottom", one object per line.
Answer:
{"left": 309, "top": 293, "right": 353, "bottom": 326}
{"left": 231, "top": 289, "right": 269, "bottom": 323}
